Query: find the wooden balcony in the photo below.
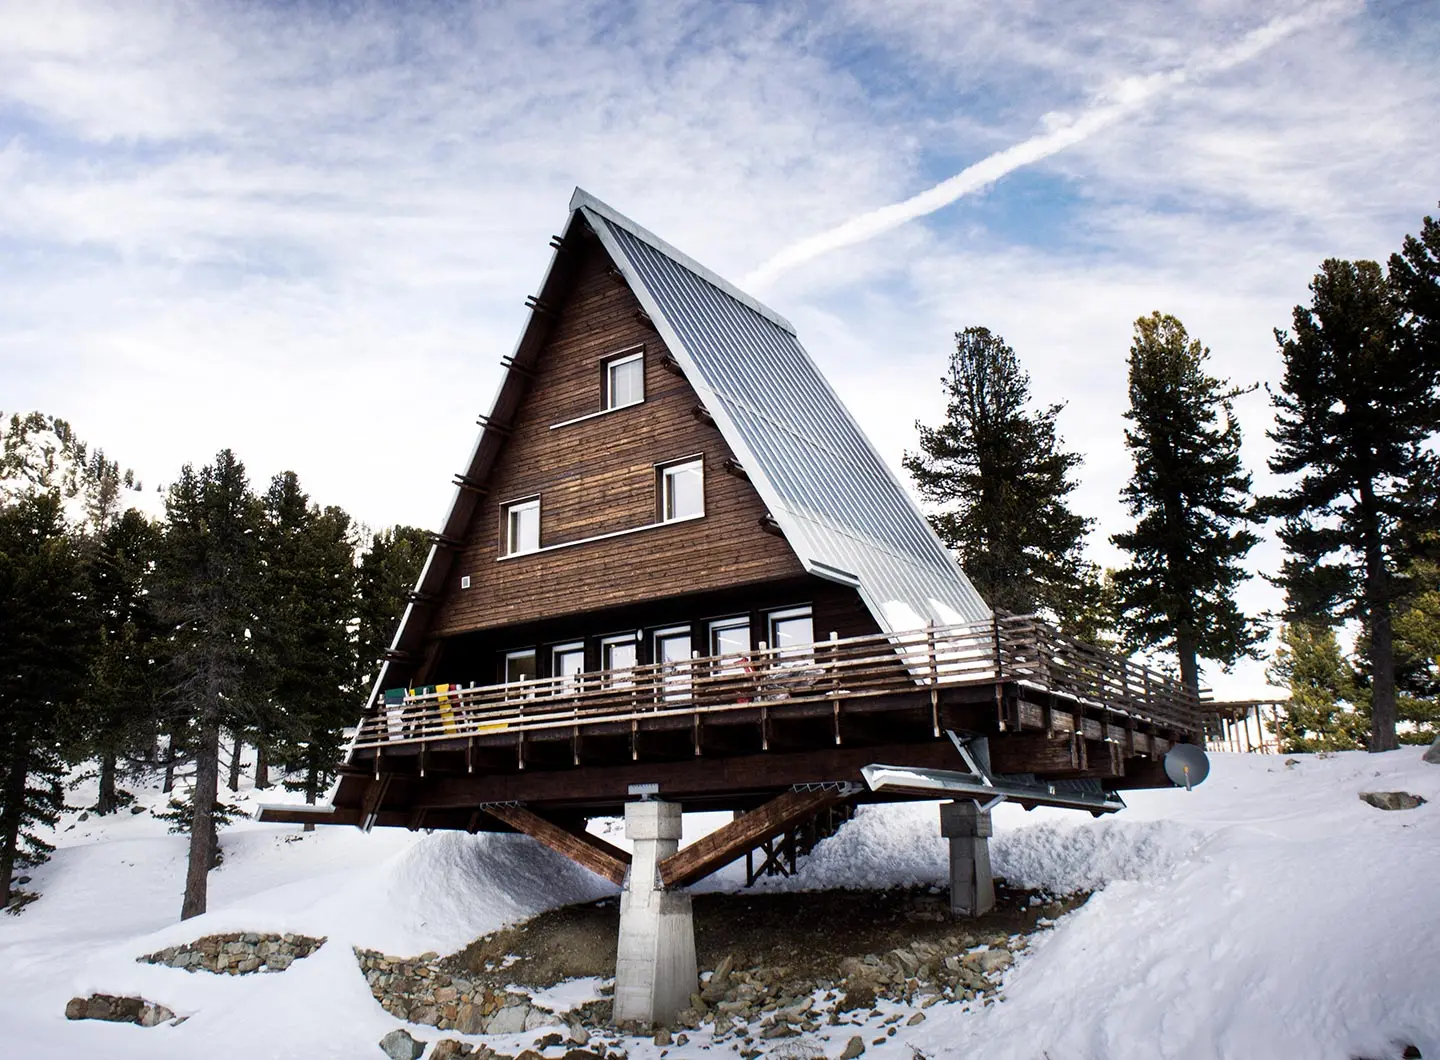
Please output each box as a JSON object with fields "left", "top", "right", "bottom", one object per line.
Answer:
{"left": 350, "top": 614, "right": 1202, "bottom": 759}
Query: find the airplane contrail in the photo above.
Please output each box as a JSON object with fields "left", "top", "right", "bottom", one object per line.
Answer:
{"left": 743, "top": 2, "right": 1357, "bottom": 290}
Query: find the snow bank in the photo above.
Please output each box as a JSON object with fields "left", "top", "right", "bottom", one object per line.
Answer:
{"left": 3, "top": 749, "right": 1438, "bottom": 1059}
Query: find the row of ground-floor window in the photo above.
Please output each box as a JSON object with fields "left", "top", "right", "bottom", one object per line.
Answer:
{"left": 501, "top": 604, "right": 815, "bottom": 684}
{"left": 422, "top": 576, "right": 883, "bottom": 691}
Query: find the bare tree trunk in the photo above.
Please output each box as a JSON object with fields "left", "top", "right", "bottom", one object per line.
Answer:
{"left": 181, "top": 717, "right": 220, "bottom": 921}
{"left": 227, "top": 734, "right": 243, "bottom": 792}
{"left": 254, "top": 741, "right": 269, "bottom": 791}
{"left": 1361, "top": 490, "right": 1399, "bottom": 752}
{"left": 1176, "top": 636, "right": 1201, "bottom": 703}
{"left": 0, "top": 744, "right": 29, "bottom": 903}
{"left": 303, "top": 759, "right": 319, "bottom": 833}
{"left": 96, "top": 751, "right": 119, "bottom": 815}
{"left": 162, "top": 726, "right": 179, "bottom": 794}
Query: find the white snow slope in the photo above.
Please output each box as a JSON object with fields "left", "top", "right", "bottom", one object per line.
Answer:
{"left": 2, "top": 749, "right": 1437, "bottom": 1060}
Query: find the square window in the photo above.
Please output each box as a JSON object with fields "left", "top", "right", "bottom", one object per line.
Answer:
{"left": 605, "top": 351, "right": 644, "bottom": 410}
{"left": 660, "top": 459, "right": 704, "bottom": 521}
{"left": 505, "top": 499, "right": 540, "bottom": 555}
{"left": 768, "top": 608, "right": 814, "bottom": 660}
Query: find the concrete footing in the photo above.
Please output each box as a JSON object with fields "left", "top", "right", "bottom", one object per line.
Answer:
{"left": 613, "top": 800, "right": 697, "bottom": 1025}
{"left": 940, "top": 800, "right": 995, "bottom": 918}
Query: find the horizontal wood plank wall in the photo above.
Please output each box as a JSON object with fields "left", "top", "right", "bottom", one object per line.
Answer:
{"left": 433, "top": 236, "right": 806, "bottom": 637}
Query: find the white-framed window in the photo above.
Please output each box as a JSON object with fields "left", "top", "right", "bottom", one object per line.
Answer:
{"left": 552, "top": 643, "right": 585, "bottom": 690}
{"left": 654, "top": 626, "right": 693, "bottom": 702}
{"left": 660, "top": 458, "right": 704, "bottom": 522}
{"left": 767, "top": 607, "right": 814, "bottom": 659}
{"left": 504, "top": 498, "right": 540, "bottom": 555}
{"left": 601, "top": 633, "right": 639, "bottom": 688}
{"left": 504, "top": 649, "right": 537, "bottom": 685}
{"left": 710, "top": 617, "right": 750, "bottom": 657}
{"left": 605, "top": 350, "right": 644, "bottom": 410}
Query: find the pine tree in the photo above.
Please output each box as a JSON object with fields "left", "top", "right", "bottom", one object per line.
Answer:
{"left": 1110, "top": 313, "right": 1261, "bottom": 694}
{"left": 0, "top": 493, "right": 95, "bottom": 903}
{"left": 1261, "top": 252, "right": 1440, "bottom": 752}
{"left": 154, "top": 451, "right": 261, "bottom": 920}
{"left": 254, "top": 473, "right": 358, "bottom": 813}
{"left": 903, "top": 327, "right": 1101, "bottom": 632}
{"left": 80, "top": 509, "right": 166, "bottom": 814}
{"left": 1267, "top": 623, "right": 1367, "bottom": 753}
{"left": 357, "top": 525, "right": 431, "bottom": 691}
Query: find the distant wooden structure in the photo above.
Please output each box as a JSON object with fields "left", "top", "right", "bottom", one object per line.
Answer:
{"left": 260, "top": 190, "right": 1205, "bottom": 889}
{"left": 1203, "top": 700, "right": 1284, "bottom": 755}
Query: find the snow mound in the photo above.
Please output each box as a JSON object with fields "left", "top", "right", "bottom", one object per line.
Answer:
{"left": 709, "top": 802, "right": 1204, "bottom": 896}
{"left": 992, "top": 818, "right": 1206, "bottom": 894}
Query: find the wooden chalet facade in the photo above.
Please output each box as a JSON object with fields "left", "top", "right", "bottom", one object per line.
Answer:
{"left": 261, "top": 191, "right": 1203, "bottom": 873}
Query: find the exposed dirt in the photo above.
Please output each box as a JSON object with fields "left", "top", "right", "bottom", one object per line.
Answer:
{"left": 450, "top": 883, "right": 1086, "bottom": 989}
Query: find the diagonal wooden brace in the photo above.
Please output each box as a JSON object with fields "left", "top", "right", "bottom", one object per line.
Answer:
{"left": 483, "top": 803, "right": 632, "bottom": 885}
{"left": 657, "top": 788, "right": 844, "bottom": 890}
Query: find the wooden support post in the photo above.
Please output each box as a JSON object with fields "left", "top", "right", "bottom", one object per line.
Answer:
{"left": 483, "top": 803, "right": 632, "bottom": 885}
{"left": 657, "top": 788, "right": 844, "bottom": 890}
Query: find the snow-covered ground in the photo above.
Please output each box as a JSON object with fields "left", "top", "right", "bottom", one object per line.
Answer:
{"left": 2, "top": 749, "right": 1437, "bottom": 1059}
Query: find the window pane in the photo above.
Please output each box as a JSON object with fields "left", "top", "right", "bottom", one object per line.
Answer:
{"left": 771, "top": 614, "right": 814, "bottom": 657}
{"left": 554, "top": 647, "right": 585, "bottom": 678}
{"left": 508, "top": 502, "right": 539, "bottom": 554}
{"left": 664, "top": 461, "right": 704, "bottom": 520}
{"left": 608, "top": 356, "right": 643, "bottom": 409}
{"left": 710, "top": 620, "right": 750, "bottom": 657}
{"left": 606, "top": 641, "right": 637, "bottom": 669}
{"left": 656, "top": 630, "right": 692, "bottom": 702}
{"left": 505, "top": 650, "right": 537, "bottom": 684}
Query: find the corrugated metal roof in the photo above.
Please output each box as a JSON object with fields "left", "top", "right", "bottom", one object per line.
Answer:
{"left": 575, "top": 189, "right": 990, "bottom": 633}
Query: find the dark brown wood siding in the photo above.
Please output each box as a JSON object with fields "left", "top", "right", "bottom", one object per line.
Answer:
{"left": 431, "top": 236, "right": 807, "bottom": 637}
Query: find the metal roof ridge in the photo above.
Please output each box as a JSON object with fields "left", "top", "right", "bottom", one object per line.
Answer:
{"left": 570, "top": 187, "right": 798, "bottom": 337}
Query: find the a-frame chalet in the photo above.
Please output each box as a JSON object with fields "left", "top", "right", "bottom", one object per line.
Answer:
{"left": 261, "top": 190, "right": 1205, "bottom": 1024}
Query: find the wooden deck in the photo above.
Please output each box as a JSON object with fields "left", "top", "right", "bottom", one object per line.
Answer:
{"left": 353, "top": 614, "right": 1201, "bottom": 757}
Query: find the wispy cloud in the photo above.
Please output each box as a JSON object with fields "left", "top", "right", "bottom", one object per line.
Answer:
{"left": 743, "top": 1, "right": 1359, "bottom": 288}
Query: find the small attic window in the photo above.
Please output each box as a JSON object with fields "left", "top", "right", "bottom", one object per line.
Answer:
{"left": 605, "top": 350, "right": 644, "bottom": 410}
{"left": 504, "top": 498, "right": 540, "bottom": 555}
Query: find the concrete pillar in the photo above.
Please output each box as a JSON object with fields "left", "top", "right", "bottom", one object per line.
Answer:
{"left": 613, "top": 800, "right": 697, "bottom": 1026}
{"left": 940, "top": 800, "right": 995, "bottom": 917}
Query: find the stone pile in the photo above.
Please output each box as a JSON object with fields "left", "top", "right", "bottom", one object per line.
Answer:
{"left": 355, "top": 947, "right": 582, "bottom": 1034}
{"left": 65, "top": 993, "right": 180, "bottom": 1027}
{"left": 663, "top": 934, "right": 1022, "bottom": 1046}
{"left": 139, "top": 932, "right": 325, "bottom": 974}
{"left": 356, "top": 930, "right": 1024, "bottom": 1049}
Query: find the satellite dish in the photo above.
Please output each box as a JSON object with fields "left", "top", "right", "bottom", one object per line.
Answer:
{"left": 1164, "top": 744, "right": 1210, "bottom": 791}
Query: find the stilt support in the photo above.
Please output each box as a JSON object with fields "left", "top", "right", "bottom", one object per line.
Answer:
{"left": 614, "top": 800, "right": 697, "bottom": 1026}
{"left": 940, "top": 800, "right": 995, "bottom": 918}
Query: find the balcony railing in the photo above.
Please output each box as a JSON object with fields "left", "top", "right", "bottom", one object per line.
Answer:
{"left": 351, "top": 614, "right": 1202, "bottom": 754}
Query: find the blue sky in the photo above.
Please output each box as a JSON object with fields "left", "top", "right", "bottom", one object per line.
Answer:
{"left": 2, "top": 0, "right": 1437, "bottom": 695}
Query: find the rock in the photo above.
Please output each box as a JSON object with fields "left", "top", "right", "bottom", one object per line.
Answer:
{"left": 432, "top": 1042, "right": 475, "bottom": 1059}
{"left": 130, "top": 804, "right": 145, "bottom": 814}
{"left": 567, "top": 1025, "right": 590, "bottom": 1046}
{"left": 906, "top": 1012, "right": 926, "bottom": 1026}
{"left": 410, "top": 1005, "right": 441, "bottom": 1026}
{"left": 455, "top": 1004, "right": 487, "bottom": 1035}
{"left": 525, "top": 1006, "right": 561, "bottom": 1031}
{"left": 537, "top": 1033, "right": 565, "bottom": 1050}
{"left": 139, "top": 1004, "right": 176, "bottom": 1027}
{"left": 380, "top": 1028, "right": 427, "bottom": 1060}
{"left": 1424, "top": 735, "right": 1440, "bottom": 765}
{"left": 486, "top": 1004, "right": 531, "bottom": 1035}
{"left": 64, "top": 997, "right": 87, "bottom": 1020}
{"left": 977, "top": 949, "right": 1013, "bottom": 975}
{"left": 836, "top": 984, "right": 876, "bottom": 1013}
{"left": 654, "top": 1028, "right": 672, "bottom": 1046}
{"left": 1359, "top": 791, "right": 1428, "bottom": 811}
{"left": 839, "top": 1035, "right": 866, "bottom": 1059}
